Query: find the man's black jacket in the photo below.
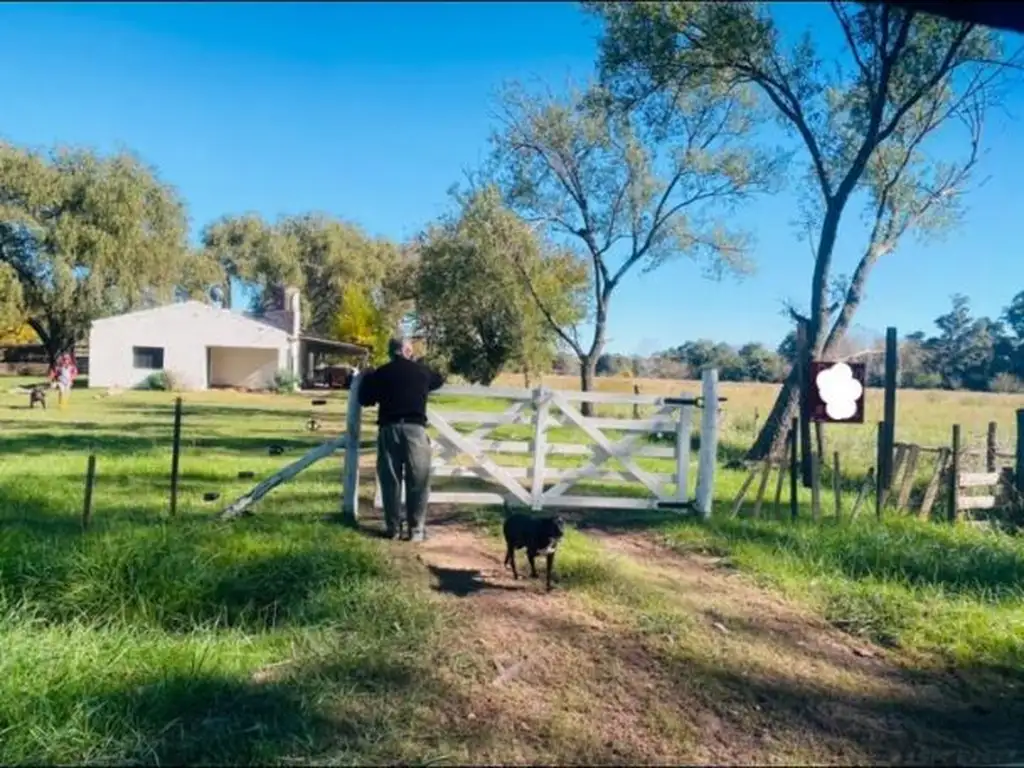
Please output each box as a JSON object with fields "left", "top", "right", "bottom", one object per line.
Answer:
{"left": 357, "top": 357, "right": 445, "bottom": 426}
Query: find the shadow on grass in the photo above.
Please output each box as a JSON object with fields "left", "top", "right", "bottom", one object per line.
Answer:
{"left": 653, "top": 643, "right": 1024, "bottom": 764}
{"left": 427, "top": 564, "right": 521, "bottom": 597}
{"left": 77, "top": 673, "right": 334, "bottom": 764}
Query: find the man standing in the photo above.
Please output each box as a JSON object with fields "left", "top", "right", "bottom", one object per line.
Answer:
{"left": 357, "top": 337, "right": 445, "bottom": 541}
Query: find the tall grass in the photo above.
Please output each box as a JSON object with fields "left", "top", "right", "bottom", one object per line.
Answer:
{"left": 0, "top": 517, "right": 446, "bottom": 764}
{"left": 0, "top": 382, "right": 454, "bottom": 764}
{"left": 658, "top": 515, "right": 1024, "bottom": 672}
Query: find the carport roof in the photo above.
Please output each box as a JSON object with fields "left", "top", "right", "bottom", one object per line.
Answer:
{"left": 299, "top": 334, "right": 370, "bottom": 357}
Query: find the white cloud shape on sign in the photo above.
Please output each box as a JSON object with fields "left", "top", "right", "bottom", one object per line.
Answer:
{"left": 815, "top": 362, "right": 863, "bottom": 420}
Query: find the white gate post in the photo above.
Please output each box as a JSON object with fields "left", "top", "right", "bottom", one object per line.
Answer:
{"left": 342, "top": 371, "right": 363, "bottom": 524}
{"left": 530, "top": 387, "right": 549, "bottom": 511}
{"left": 695, "top": 368, "right": 720, "bottom": 519}
{"left": 675, "top": 402, "right": 693, "bottom": 506}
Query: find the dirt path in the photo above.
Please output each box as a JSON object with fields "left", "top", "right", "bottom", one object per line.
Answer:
{"left": 380, "top": 517, "right": 1023, "bottom": 765}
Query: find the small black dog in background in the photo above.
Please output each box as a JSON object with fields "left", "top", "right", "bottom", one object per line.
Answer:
{"left": 503, "top": 511, "right": 565, "bottom": 591}
{"left": 29, "top": 385, "right": 47, "bottom": 410}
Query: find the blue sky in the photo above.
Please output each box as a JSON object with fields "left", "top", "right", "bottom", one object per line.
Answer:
{"left": 1, "top": 2, "right": 1021, "bottom": 354}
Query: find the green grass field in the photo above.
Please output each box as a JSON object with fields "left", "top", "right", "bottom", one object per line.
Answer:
{"left": 1, "top": 375, "right": 1023, "bottom": 763}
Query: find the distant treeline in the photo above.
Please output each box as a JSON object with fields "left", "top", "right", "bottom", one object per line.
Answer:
{"left": 550, "top": 291, "right": 1024, "bottom": 393}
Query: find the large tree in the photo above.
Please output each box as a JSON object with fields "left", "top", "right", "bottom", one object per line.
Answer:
{"left": 593, "top": 1, "right": 1019, "bottom": 457}
{"left": 0, "top": 143, "right": 192, "bottom": 364}
{"left": 200, "top": 213, "right": 403, "bottom": 337}
{"left": 486, "top": 81, "right": 775, "bottom": 412}
{"left": 0, "top": 263, "right": 24, "bottom": 333}
{"left": 414, "top": 186, "right": 587, "bottom": 385}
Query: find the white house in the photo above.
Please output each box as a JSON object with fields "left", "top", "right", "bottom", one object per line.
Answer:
{"left": 88, "top": 289, "right": 367, "bottom": 391}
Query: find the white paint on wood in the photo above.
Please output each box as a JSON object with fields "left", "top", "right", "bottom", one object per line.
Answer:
{"left": 676, "top": 404, "right": 693, "bottom": 504}
{"left": 221, "top": 435, "right": 347, "bottom": 520}
{"left": 427, "top": 409, "right": 532, "bottom": 506}
{"left": 957, "top": 494, "right": 997, "bottom": 510}
{"left": 581, "top": 416, "right": 680, "bottom": 433}
{"left": 547, "top": 390, "right": 668, "bottom": 499}
{"left": 430, "top": 464, "right": 675, "bottom": 484}
{"left": 958, "top": 472, "right": 1001, "bottom": 488}
{"left": 342, "top": 373, "right": 363, "bottom": 522}
{"left": 695, "top": 368, "right": 719, "bottom": 519}
{"left": 362, "top": 371, "right": 722, "bottom": 516}
{"left": 467, "top": 439, "right": 676, "bottom": 460}
{"left": 530, "top": 389, "right": 550, "bottom": 510}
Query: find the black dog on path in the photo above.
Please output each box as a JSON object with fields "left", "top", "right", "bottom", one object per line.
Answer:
{"left": 503, "top": 512, "right": 565, "bottom": 592}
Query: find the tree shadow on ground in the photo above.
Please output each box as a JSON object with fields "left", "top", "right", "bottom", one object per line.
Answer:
{"left": 656, "top": 644, "right": 1024, "bottom": 764}
{"left": 28, "top": 650, "right": 460, "bottom": 766}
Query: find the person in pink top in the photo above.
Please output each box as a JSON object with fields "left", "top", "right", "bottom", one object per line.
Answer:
{"left": 50, "top": 353, "right": 78, "bottom": 409}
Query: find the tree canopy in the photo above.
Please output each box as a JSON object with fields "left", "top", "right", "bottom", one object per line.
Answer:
{"left": 592, "top": 0, "right": 1020, "bottom": 456}
{"left": 414, "top": 185, "right": 587, "bottom": 385}
{"left": 485, "top": 78, "right": 776, "bottom": 406}
{"left": 200, "top": 213, "right": 403, "bottom": 338}
{"left": 0, "top": 143, "right": 192, "bottom": 362}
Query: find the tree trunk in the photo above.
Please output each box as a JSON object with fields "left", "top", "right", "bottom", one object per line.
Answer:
{"left": 746, "top": 364, "right": 801, "bottom": 460}
{"left": 579, "top": 356, "right": 597, "bottom": 417}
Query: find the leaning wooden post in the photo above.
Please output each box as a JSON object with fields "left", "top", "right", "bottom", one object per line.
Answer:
{"left": 1016, "top": 409, "right": 1024, "bottom": 495}
{"left": 948, "top": 424, "right": 961, "bottom": 523}
{"left": 342, "top": 372, "right": 363, "bottom": 525}
{"left": 169, "top": 397, "right": 182, "bottom": 517}
{"left": 695, "top": 368, "right": 719, "bottom": 519}
{"left": 82, "top": 454, "right": 96, "bottom": 530}
{"left": 986, "top": 421, "right": 998, "bottom": 474}
{"left": 789, "top": 417, "right": 799, "bottom": 521}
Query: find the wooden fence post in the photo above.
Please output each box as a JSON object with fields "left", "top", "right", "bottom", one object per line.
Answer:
{"left": 810, "top": 452, "right": 822, "bottom": 521}
{"left": 789, "top": 417, "right": 799, "bottom": 521}
{"left": 695, "top": 368, "right": 719, "bottom": 519}
{"left": 881, "top": 327, "right": 898, "bottom": 489}
{"left": 82, "top": 454, "right": 96, "bottom": 530}
{"left": 986, "top": 421, "right": 998, "bottom": 474}
{"left": 948, "top": 424, "right": 961, "bottom": 523}
{"left": 169, "top": 397, "right": 182, "bottom": 517}
{"left": 832, "top": 451, "right": 841, "bottom": 518}
{"left": 342, "top": 372, "right": 363, "bottom": 525}
{"left": 875, "top": 421, "right": 885, "bottom": 519}
{"left": 1015, "top": 409, "right": 1023, "bottom": 495}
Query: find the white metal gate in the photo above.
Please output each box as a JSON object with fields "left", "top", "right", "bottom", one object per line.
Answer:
{"left": 363, "top": 368, "right": 722, "bottom": 518}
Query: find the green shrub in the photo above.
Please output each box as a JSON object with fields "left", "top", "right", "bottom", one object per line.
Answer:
{"left": 138, "top": 370, "right": 179, "bottom": 391}
{"left": 272, "top": 369, "right": 300, "bottom": 394}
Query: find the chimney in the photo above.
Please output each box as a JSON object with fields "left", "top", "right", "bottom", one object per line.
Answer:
{"left": 285, "top": 286, "right": 301, "bottom": 337}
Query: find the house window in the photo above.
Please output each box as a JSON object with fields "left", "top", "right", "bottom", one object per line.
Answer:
{"left": 132, "top": 346, "right": 164, "bottom": 370}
